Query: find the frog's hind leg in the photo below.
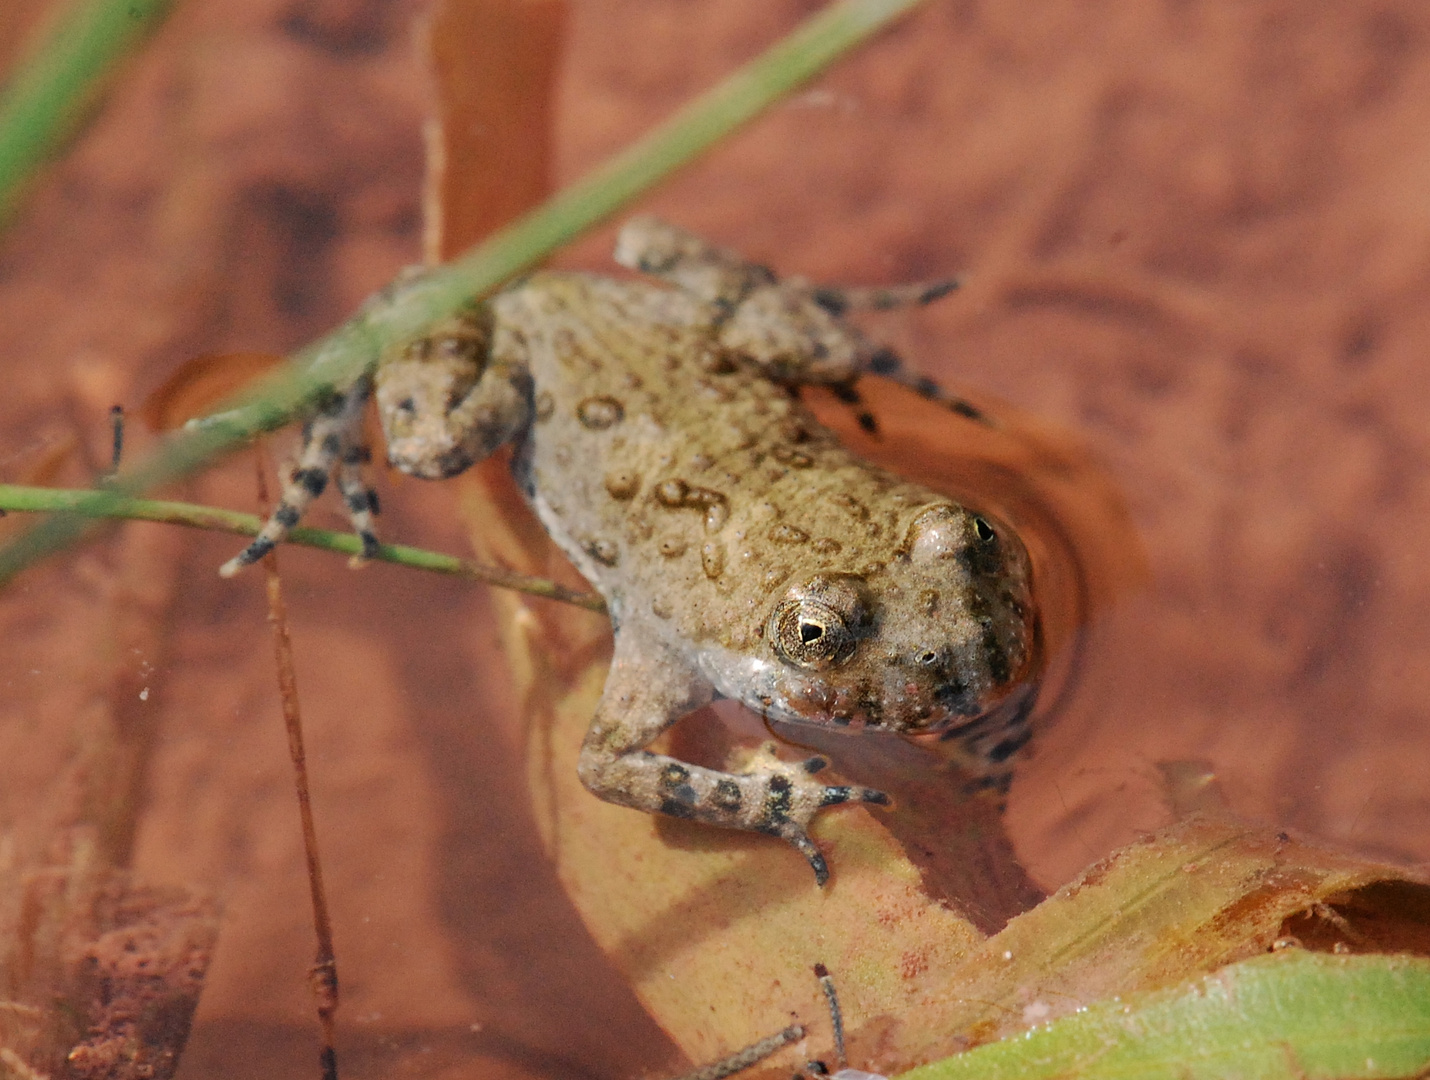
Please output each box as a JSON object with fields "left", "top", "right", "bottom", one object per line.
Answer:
{"left": 219, "top": 374, "right": 377, "bottom": 577}
{"left": 614, "top": 217, "right": 991, "bottom": 428}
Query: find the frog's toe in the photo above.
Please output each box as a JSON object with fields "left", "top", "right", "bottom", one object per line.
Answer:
{"left": 787, "top": 829, "right": 830, "bottom": 887}
{"left": 817, "top": 784, "right": 889, "bottom": 808}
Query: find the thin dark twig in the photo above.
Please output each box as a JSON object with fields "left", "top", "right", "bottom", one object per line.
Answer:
{"left": 669, "top": 1025, "right": 805, "bottom": 1080}
{"left": 814, "top": 963, "right": 845, "bottom": 1070}
{"left": 108, "top": 405, "right": 124, "bottom": 473}
{"left": 255, "top": 447, "right": 339, "bottom": 1080}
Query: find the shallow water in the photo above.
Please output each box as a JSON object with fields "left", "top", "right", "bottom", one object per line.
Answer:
{"left": 2, "top": 1, "right": 1428, "bottom": 1078}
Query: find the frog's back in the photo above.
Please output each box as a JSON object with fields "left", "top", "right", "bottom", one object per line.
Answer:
{"left": 500, "top": 272, "right": 959, "bottom": 650}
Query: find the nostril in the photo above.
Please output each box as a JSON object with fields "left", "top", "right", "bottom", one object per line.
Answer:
{"left": 917, "top": 650, "right": 941, "bottom": 667}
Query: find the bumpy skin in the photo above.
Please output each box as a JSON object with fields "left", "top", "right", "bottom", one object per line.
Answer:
{"left": 228, "top": 219, "right": 1042, "bottom": 885}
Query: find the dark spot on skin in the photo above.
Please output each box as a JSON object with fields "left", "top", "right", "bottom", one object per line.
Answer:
{"left": 770, "top": 445, "right": 814, "bottom": 468}
{"left": 830, "top": 382, "right": 861, "bottom": 405}
{"left": 360, "top": 531, "right": 380, "bottom": 559}
{"left": 762, "top": 567, "right": 790, "bottom": 591}
{"left": 868, "top": 348, "right": 901, "bottom": 374}
{"left": 242, "top": 537, "right": 275, "bottom": 563}
{"left": 857, "top": 411, "right": 879, "bottom": 434}
{"left": 987, "top": 725, "right": 1034, "bottom": 764}
{"left": 578, "top": 395, "right": 624, "bottom": 429}
{"left": 713, "top": 779, "right": 743, "bottom": 810}
{"left": 345, "top": 490, "right": 372, "bottom": 514}
{"left": 819, "top": 786, "right": 852, "bottom": 806}
{"left": 655, "top": 479, "right": 689, "bottom": 506}
{"left": 275, "top": 505, "right": 301, "bottom": 528}
{"left": 699, "top": 350, "right": 738, "bottom": 375}
{"left": 583, "top": 538, "right": 619, "bottom": 566}
{"left": 341, "top": 445, "right": 371, "bottom": 464}
{"left": 758, "top": 775, "right": 794, "bottom": 831}
{"left": 934, "top": 679, "right": 969, "bottom": 713}
{"left": 660, "top": 798, "right": 696, "bottom": 819}
{"left": 802, "top": 757, "right": 828, "bottom": 774}
{"left": 294, "top": 467, "right": 327, "bottom": 496}
{"left": 811, "top": 288, "right": 848, "bottom": 316}
{"left": 831, "top": 493, "right": 869, "bottom": 520}
{"left": 321, "top": 433, "right": 341, "bottom": 455}
{"left": 918, "top": 281, "right": 958, "bottom": 305}
{"left": 701, "top": 541, "right": 725, "bottom": 579}
{"left": 604, "top": 470, "right": 640, "bottom": 499}
{"left": 914, "top": 376, "right": 940, "bottom": 398}
{"left": 982, "top": 624, "right": 1011, "bottom": 686}
{"left": 950, "top": 399, "right": 987, "bottom": 422}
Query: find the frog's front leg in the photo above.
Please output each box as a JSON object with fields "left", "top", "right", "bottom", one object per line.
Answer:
{"left": 220, "top": 374, "right": 378, "bottom": 577}
{"left": 221, "top": 304, "right": 531, "bottom": 574}
{"left": 579, "top": 630, "right": 888, "bottom": 886}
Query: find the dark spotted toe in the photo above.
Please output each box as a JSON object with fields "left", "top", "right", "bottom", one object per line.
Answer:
{"left": 789, "top": 832, "right": 829, "bottom": 887}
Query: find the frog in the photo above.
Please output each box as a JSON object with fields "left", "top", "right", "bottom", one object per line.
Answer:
{"left": 220, "top": 218, "right": 1042, "bottom": 885}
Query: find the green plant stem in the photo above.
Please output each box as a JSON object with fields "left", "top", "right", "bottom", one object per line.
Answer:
{"left": 0, "top": 0, "right": 931, "bottom": 588}
{"left": 0, "top": 0, "right": 177, "bottom": 227}
{"left": 0, "top": 483, "right": 606, "bottom": 611}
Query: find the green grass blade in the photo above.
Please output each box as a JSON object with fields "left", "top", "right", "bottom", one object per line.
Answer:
{"left": 902, "top": 951, "right": 1430, "bottom": 1080}
{"left": 0, "top": 0, "right": 930, "bottom": 587}
{"left": 0, "top": 0, "right": 177, "bottom": 227}
{"left": 0, "top": 483, "right": 605, "bottom": 609}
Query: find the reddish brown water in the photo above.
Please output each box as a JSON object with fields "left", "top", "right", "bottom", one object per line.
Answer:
{"left": 2, "top": 2, "right": 1428, "bottom": 1077}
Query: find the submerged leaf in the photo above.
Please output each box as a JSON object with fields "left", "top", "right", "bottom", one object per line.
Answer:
{"left": 879, "top": 816, "right": 1430, "bottom": 1072}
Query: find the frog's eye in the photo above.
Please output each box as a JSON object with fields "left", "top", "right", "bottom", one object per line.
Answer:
{"left": 769, "top": 598, "right": 857, "bottom": 670}
{"left": 972, "top": 515, "right": 996, "bottom": 543}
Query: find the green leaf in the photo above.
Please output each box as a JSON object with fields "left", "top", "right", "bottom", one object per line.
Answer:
{"left": 903, "top": 951, "right": 1430, "bottom": 1080}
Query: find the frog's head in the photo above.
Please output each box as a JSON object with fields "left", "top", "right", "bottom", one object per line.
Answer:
{"left": 749, "top": 504, "right": 1039, "bottom": 735}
